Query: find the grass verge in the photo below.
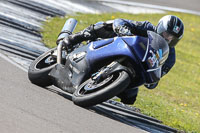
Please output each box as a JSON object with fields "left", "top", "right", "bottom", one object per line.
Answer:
{"left": 41, "top": 12, "right": 200, "bottom": 132}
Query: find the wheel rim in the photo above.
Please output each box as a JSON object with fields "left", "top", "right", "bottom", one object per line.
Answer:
{"left": 34, "top": 53, "right": 57, "bottom": 70}
{"left": 78, "top": 72, "right": 121, "bottom": 96}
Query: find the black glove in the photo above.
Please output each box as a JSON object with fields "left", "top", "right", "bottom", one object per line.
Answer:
{"left": 62, "top": 36, "right": 71, "bottom": 47}
{"left": 57, "top": 36, "right": 73, "bottom": 53}
{"left": 117, "top": 25, "right": 133, "bottom": 36}
{"left": 161, "top": 65, "right": 170, "bottom": 77}
{"left": 144, "top": 82, "right": 158, "bottom": 89}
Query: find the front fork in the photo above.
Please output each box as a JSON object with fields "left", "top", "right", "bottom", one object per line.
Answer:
{"left": 56, "top": 41, "right": 81, "bottom": 64}
{"left": 51, "top": 41, "right": 67, "bottom": 65}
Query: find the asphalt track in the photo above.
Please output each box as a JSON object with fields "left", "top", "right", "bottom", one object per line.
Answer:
{"left": 1, "top": 54, "right": 179, "bottom": 133}
{"left": 0, "top": 55, "right": 147, "bottom": 133}
{"left": 0, "top": 0, "right": 199, "bottom": 133}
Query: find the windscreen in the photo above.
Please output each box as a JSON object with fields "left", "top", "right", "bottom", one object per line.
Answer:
{"left": 147, "top": 31, "right": 169, "bottom": 68}
{"left": 144, "top": 31, "right": 169, "bottom": 83}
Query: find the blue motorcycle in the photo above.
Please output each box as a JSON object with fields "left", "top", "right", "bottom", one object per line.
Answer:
{"left": 28, "top": 18, "right": 169, "bottom": 107}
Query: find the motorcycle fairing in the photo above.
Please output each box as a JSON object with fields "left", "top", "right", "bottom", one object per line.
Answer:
{"left": 49, "top": 64, "right": 75, "bottom": 93}
{"left": 122, "top": 36, "right": 148, "bottom": 61}
{"left": 66, "top": 52, "right": 90, "bottom": 88}
{"left": 85, "top": 31, "right": 169, "bottom": 84}
{"left": 93, "top": 38, "right": 114, "bottom": 49}
{"left": 123, "top": 31, "right": 169, "bottom": 84}
{"left": 86, "top": 37, "right": 140, "bottom": 67}
{"left": 142, "top": 31, "right": 169, "bottom": 83}
{"left": 86, "top": 36, "right": 147, "bottom": 87}
{"left": 49, "top": 45, "right": 90, "bottom": 92}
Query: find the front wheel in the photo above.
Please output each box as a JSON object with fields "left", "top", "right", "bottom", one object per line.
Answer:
{"left": 72, "top": 71, "right": 130, "bottom": 107}
{"left": 28, "top": 47, "right": 57, "bottom": 87}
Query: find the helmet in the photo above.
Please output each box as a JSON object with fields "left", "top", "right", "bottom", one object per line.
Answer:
{"left": 157, "top": 15, "right": 184, "bottom": 47}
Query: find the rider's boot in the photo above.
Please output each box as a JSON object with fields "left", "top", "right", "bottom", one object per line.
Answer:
{"left": 117, "top": 87, "right": 139, "bottom": 105}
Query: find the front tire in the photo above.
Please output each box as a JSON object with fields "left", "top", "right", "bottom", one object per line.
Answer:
{"left": 72, "top": 71, "right": 130, "bottom": 107}
{"left": 28, "top": 48, "right": 57, "bottom": 87}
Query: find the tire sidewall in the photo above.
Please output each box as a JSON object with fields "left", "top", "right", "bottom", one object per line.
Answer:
{"left": 28, "top": 47, "right": 57, "bottom": 87}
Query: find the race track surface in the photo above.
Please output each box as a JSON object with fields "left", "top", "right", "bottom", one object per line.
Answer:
{"left": 0, "top": 57, "right": 146, "bottom": 133}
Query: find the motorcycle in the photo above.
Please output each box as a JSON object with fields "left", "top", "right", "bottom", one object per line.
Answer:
{"left": 28, "top": 18, "right": 169, "bottom": 107}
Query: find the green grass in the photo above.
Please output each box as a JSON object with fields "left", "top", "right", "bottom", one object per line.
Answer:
{"left": 41, "top": 12, "right": 200, "bottom": 132}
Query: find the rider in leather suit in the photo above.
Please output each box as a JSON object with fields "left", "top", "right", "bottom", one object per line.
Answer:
{"left": 57, "top": 15, "right": 184, "bottom": 105}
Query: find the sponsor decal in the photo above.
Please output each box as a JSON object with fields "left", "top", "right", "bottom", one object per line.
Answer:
{"left": 148, "top": 49, "right": 162, "bottom": 67}
{"left": 173, "top": 26, "right": 180, "bottom": 33}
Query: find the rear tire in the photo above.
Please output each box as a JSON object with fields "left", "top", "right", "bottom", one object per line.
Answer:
{"left": 28, "top": 48, "right": 57, "bottom": 87}
{"left": 72, "top": 71, "right": 130, "bottom": 107}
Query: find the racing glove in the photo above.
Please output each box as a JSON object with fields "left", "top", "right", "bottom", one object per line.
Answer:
{"left": 161, "top": 65, "right": 170, "bottom": 77}
{"left": 116, "top": 25, "right": 133, "bottom": 36}
{"left": 113, "top": 19, "right": 133, "bottom": 36}
{"left": 144, "top": 82, "right": 158, "bottom": 89}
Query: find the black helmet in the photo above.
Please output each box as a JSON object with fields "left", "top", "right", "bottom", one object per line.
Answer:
{"left": 157, "top": 15, "right": 184, "bottom": 47}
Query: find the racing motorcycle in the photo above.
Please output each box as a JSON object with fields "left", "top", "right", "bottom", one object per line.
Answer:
{"left": 28, "top": 18, "right": 169, "bottom": 107}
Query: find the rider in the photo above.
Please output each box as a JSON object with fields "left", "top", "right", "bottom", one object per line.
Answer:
{"left": 57, "top": 15, "right": 184, "bottom": 105}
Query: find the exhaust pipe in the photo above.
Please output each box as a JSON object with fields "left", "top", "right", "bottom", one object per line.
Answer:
{"left": 57, "top": 18, "right": 77, "bottom": 64}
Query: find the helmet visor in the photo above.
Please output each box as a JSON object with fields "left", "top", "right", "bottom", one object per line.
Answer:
{"left": 162, "top": 32, "right": 174, "bottom": 43}
{"left": 162, "top": 31, "right": 179, "bottom": 47}
{"left": 157, "top": 23, "right": 179, "bottom": 47}
{"left": 157, "top": 21, "right": 166, "bottom": 35}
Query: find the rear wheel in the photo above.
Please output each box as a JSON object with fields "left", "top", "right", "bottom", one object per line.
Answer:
{"left": 28, "top": 47, "right": 57, "bottom": 87}
{"left": 72, "top": 71, "right": 130, "bottom": 107}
